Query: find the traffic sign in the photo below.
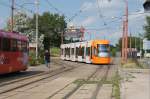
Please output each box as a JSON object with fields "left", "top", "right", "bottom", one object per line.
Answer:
{"left": 143, "top": 39, "right": 150, "bottom": 50}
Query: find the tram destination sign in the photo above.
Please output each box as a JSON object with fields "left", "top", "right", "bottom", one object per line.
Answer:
{"left": 64, "top": 27, "right": 85, "bottom": 40}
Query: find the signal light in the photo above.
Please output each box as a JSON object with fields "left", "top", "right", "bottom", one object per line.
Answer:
{"left": 143, "top": 0, "right": 150, "bottom": 11}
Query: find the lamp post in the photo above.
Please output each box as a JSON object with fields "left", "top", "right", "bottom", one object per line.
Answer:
{"left": 35, "top": 0, "right": 39, "bottom": 60}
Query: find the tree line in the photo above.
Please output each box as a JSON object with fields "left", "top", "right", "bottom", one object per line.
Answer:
{"left": 4, "top": 11, "right": 150, "bottom": 52}
{"left": 5, "top": 11, "right": 67, "bottom": 50}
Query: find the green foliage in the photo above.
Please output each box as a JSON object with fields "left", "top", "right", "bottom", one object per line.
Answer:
{"left": 144, "top": 16, "right": 150, "bottom": 40}
{"left": 5, "top": 12, "right": 30, "bottom": 35}
{"left": 29, "top": 12, "right": 67, "bottom": 50}
{"left": 50, "top": 47, "right": 60, "bottom": 57}
{"left": 112, "top": 72, "right": 121, "bottom": 99}
{"left": 117, "top": 37, "right": 142, "bottom": 51}
{"left": 29, "top": 51, "right": 37, "bottom": 66}
{"left": 38, "top": 49, "right": 45, "bottom": 64}
{"left": 110, "top": 45, "right": 116, "bottom": 57}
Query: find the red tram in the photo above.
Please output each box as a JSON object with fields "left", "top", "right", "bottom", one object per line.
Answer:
{"left": 0, "top": 30, "right": 28, "bottom": 74}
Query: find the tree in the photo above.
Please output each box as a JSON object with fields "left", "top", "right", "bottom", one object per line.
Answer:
{"left": 144, "top": 16, "right": 150, "bottom": 40}
{"left": 6, "top": 11, "right": 30, "bottom": 34}
{"left": 5, "top": 11, "right": 36, "bottom": 42}
{"left": 117, "top": 36, "right": 142, "bottom": 51}
{"left": 29, "top": 12, "right": 67, "bottom": 50}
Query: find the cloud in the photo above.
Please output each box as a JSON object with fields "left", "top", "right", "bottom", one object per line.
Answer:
{"left": 68, "top": 16, "right": 96, "bottom": 27}
{"left": 98, "top": 0, "right": 124, "bottom": 9}
{"left": 68, "top": 0, "right": 146, "bottom": 45}
{"left": 81, "top": 0, "right": 124, "bottom": 12}
{"left": 81, "top": 2, "right": 94, "bottom": 11}
{"left": 80, "top": 16, "right": 96, "bottom": 26}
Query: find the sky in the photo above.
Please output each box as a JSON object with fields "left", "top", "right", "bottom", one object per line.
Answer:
{"left": 0, "top": 0, "right": 148, "bottom": 45}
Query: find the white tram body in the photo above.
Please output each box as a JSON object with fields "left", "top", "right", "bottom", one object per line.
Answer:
{"left": 60, "top": 40, "right": 111, "bottom": 64}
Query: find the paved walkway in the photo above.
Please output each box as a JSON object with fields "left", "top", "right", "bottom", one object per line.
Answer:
{"left": 120, "top": 69, "right": 150, "bottom": 99}
{"left": 27, "top": 62, "right": 63, "bottom": 72}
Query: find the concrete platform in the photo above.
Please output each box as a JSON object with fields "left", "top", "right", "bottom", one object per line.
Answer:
{"left": 97, "top": 84, "right": 112, "bottom": 99}
{"left": 69, "top": 84, "right": 97, "bottom": 99}
{"left": 121, "top": 70, "right": 150, "bottom": 99}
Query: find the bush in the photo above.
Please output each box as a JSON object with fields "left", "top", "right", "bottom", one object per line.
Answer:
{"left": 38, "top": 49, "right": 45, "bottom": 64}
{"left": 29, "top": 51, "right": 38, "bottom": 66}
{"left": 111, "top": 48, "right": 116, "bottom": 57}
{"left": 50, "top": 47, "right": 60, "bottom": 57}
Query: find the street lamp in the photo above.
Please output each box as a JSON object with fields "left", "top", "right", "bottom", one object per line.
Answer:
{"left": 35, "top": 0, "right": 39, "bottom": 60}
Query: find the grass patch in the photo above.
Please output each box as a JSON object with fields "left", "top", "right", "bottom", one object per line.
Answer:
{"left": 73, "top": 79, "right": 113, "bottom": 85}
{"left": 112, "top": 72, "right": 121, "bottom": 99}
{"left": 73, "top": 72, "right": 121, "bottom": 99}
{"left": 73, "top": 79, "right": 100, "bottom": 84}
{"left": 50, "top": 47, "right": 60, "bottom": 57}
{"left": 122, "top": 59, "right": 144, "bottom": 68}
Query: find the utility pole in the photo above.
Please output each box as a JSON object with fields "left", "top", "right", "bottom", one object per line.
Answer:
{"left": 61, "top": 31, "right": 64, "bottom": 44}
{"left": 124, "top": 0, "right": 128, "bottom": 62}
{"left": 11, "top": 0, "right": 15, "bottom": 32}
{"left": 122, "top": 20, "right": 125, "bottom": 62}
{"left": 135, "top": 37, "right": 136, "bottom": 49}
{"left": 35, "top": 0, "right": 39, "bottom": 60}
{"left": 129, "top": 32, "right": 132, "bottom": 58}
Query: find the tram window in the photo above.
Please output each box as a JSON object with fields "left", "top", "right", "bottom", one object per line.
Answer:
{"left": 66, "top": 48, "right": 69, "bottom": 56}
{"left": 82, "top": 47, "right": 84, "bottom": 58}
{"left": 76, "top": 47, "right": 78, "bottom": 58}
{"left": 71, "top": 48, "right": 74, "bottom": 55}
{"left": 2, "top": 38, "right": 10, "bottom": 51}
{"left": 0, "top": 37, "right": 1, "bottom": 51}
{"left": 97, "top": 44, "right": 109, "bottom": 52}
{"left": 94, "top": 47, "right": 98, "bottom": 56}
{"left": 64, "top": 48, "right": 66, "bottom": 56}
{"left": 21, "top": 41, "right": 27, "bottom": 52}
{"left": 11, "top": 39, "right": 17, "bottom": 51}
{"left": 68, "top": 48, "right": 70, "bottom": 57}
{"left": 18, "top": 40, "right": 22, "bottom": 51}
{"left": 86, "top": 47, "right": 90, "bottom": 56}
{"left": 79, "top": 47, "right": 82, "bottom": 56}
{"left": 61, "top": 49, "right": 64, "bottom": 55}
{"left": 91, "top": 47, "right": 92, "bottom": 58}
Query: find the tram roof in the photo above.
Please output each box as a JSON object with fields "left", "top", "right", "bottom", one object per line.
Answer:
{"left": 61, "top": 40, "right": 109, "bottom": 46}
{"left": 0, "top": 30, "right": 28, "bottom": 41}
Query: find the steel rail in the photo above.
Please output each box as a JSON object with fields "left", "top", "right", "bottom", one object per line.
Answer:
{"left": 0, "top": 60, "right": 78, "bottom": 95}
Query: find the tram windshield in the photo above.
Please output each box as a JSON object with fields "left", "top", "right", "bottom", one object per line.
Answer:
{"left": 97, "top": 44, "right": 109, "bottom": 52}
{"left": 97, "top": 44, "right": 109, "bottom": 57}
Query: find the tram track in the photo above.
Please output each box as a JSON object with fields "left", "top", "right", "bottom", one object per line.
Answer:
{"left": 47, "top": 64, "right": 111, "bottom": 99}
{"left": 64, "top": 65, "right": 110, "bottom": 99}
{"left": 91, "top": 65, "right": 110, "bottom": 99}
{"left": 0, "top": 60, "right": 79, "bottom": 95}
{"left": 0, "top": 59, "right": 65, "bottom": 87}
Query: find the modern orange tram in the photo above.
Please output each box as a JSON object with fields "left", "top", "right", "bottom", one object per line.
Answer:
{"left": 60, "top": 40, "right": 111, "bottom": 64}
{"left": 0, "top": 30, "right": 28, "bottom": 75}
